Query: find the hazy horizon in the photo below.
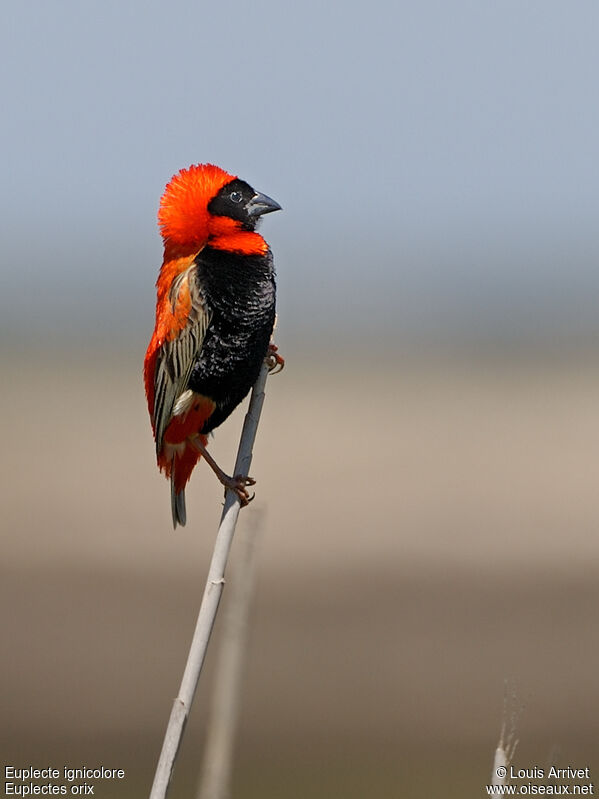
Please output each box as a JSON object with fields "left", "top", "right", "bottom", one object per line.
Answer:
{"left": 2, "top": 1, "right": 598, "bottom": 355}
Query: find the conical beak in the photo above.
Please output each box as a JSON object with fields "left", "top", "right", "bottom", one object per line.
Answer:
{"left": 246, "top": 191, "right": 282, "bottom": 218}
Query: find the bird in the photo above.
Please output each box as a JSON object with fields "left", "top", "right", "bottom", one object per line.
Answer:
{"left": 144, "top": 163, "right": 282, "bottom": 528}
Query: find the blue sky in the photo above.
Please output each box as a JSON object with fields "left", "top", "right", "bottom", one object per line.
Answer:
{"left": 2, "top": 0, "right": 598, "bottom": 353}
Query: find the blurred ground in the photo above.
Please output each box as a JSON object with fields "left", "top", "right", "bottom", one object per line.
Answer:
{"left": 2, "top": 351, "right": 599, "bottom": 797}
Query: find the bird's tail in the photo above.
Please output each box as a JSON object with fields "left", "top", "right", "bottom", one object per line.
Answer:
{"left": 171, "top": 477, "right": 187, "bottom": 528}
{"left": 161, "top": 435, "right": 208, "bottom": 528}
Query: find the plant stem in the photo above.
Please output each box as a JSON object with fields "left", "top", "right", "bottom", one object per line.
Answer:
{"left": 196, "top": 511, "right": 262, "bottom": 799}
{"left": 149, "top": 362, "right": 270, "bottom": 799}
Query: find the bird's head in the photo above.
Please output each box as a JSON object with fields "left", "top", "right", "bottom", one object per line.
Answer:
{"left": 158, "top": 163, "right": 281, "bottom": 257}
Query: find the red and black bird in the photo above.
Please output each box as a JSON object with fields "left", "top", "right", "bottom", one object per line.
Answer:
{"left": 144, "top": 164, "right": 282, "bottom": 527}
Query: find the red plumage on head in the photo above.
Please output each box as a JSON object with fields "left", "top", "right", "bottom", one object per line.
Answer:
{"left": 158, "top": 163, "right": 236, "bottom": 252}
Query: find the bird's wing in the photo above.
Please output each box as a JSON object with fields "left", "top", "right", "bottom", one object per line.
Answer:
{"left": 152, "top": 264, "right": 211, "bottom": 453}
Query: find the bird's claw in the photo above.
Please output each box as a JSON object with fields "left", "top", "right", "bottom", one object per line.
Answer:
{"left": 266, "top": 343, "right": 285, "bottom": 374}
{"left": 224, "top": 474, "right": 256, "bottom": 507}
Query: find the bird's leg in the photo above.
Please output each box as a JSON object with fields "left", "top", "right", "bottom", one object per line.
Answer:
{"left": 188, "top": 434, "right": 256, "bottom": 506}
{"left": 266, "top": 342, "right": 285, "bottom": 374}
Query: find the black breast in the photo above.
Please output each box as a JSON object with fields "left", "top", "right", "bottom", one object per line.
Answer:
{"left": 189, "top": 246, "right": 276, "bottom": 433}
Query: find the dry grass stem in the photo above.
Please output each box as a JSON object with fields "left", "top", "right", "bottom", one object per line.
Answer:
{"left": 489, "top": 681, "right": 521, "bottom": 792}
{"left": 149, "top": 362, "right": 270, "bottom": 799}
{"left": 196, "top": 510, "right": 262, "bottom": 799}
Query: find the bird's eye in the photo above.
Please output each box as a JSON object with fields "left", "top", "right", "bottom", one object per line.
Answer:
{"left": 230, "top": 191, "right": 243, "bottom": 203}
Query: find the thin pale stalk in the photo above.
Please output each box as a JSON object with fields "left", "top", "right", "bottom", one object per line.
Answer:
{"left": 488, "top": 681, "right": 520, "bottom": 795}
{"left": 149, "top": 362, "right": 270, "bottom": 799}
{"left": 196, "top": 511, "right": 262, "bottom": 799}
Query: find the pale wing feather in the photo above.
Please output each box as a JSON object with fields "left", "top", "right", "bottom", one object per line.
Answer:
{"left": 153, "top": 265, "right": 211, "bottom": 453}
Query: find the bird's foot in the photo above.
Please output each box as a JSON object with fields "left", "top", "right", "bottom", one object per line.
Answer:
{"left": 222, "top": 473, "right": 256, "bottom": 507}
{"left": 266, "top": 342, "right": 285, "bottom": 374}
{"left": 188, "top": 434, "right": 256, "bottom": 506}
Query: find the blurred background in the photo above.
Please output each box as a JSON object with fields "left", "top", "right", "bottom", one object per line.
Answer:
{"left": 2, "top": 1, "right": 599, "bottom": 796}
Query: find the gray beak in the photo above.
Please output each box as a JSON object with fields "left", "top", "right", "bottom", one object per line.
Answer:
{"left": 246, "top": 191, "right": 282, "bottom": 218}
